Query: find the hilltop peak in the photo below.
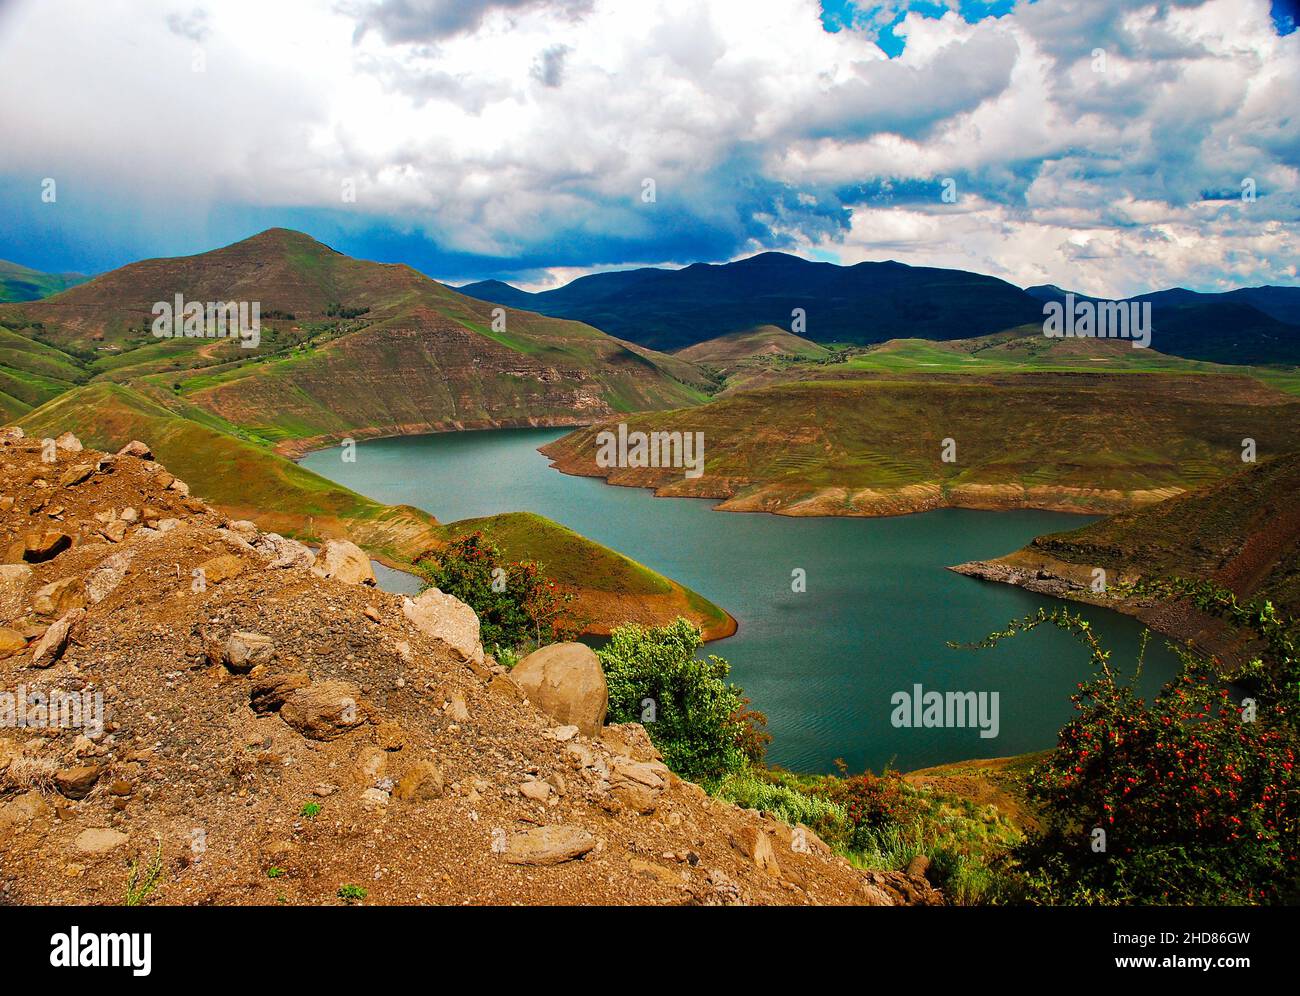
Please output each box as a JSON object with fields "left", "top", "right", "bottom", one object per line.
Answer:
{"left": 228, "top": 227, "right": 340, "bottom": 255}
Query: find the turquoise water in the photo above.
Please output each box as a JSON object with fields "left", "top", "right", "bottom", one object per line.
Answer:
{"left": 302, "top": 428, "right": 1182, "bottom": 774}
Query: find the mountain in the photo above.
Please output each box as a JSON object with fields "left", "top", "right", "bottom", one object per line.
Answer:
{"left": 1026, "top": 284, "right": 1300, "bottom": 365}
{"left": 460, "top": 253, "right": 1300, "bottom": 364}
{"left": 0, "top": 258, "right": 87, "bottom": 302}
{"left": 0, "top": 228, "right": 712, "bottom": 449}
{"left": 952, "top": 450, "right": 1300, "bottom": 657}
{"left": 674, "top": 325, "right": 832, "bottom": 381}
{"left": 461, "top": 252, "right": 1045, "bottom": 351}
{"left": 0, "top": 230, "right": 732, "bottom": 636}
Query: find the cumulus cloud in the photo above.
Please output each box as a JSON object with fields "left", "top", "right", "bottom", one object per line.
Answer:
{"left": 0, "top": 0, "right": 1294, "bottom": 293}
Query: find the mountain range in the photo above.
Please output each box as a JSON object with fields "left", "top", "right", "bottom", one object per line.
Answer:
{"left": 461, "top": 253, "right": 1300, "bottom": 364}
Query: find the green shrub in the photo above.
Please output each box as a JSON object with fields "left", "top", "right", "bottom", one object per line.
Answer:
{"left": 713, "top": 769, "right": 846, "bottom": 831}
{"left": 958, "top": 590, "right": 1299, "bottom": 905}
{"left": 598, "top": 618, "right": 768, "bottom": 783}
{"left": 419, "top": 531, "right": 573, "bottom": 654}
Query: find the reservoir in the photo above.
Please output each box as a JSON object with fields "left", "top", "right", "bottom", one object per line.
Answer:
{"left": 302, "top": 427, "right": 1182, "bottom": 773}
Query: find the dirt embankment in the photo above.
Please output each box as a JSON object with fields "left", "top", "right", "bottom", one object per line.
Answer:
{"left": 0, "top": 429, "right": 929, "bottom": 906}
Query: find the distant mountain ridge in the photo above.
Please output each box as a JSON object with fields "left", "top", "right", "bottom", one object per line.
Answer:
{"left": 0, "top": 258, "right": 88, "bottom": 302}
{"left": 461, "top": 252, "right": 1300, "bottom": 364}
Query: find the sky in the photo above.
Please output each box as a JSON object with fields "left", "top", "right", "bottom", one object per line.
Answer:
{"left": 0, "top": 0, "right": 1296, "bottom": 295}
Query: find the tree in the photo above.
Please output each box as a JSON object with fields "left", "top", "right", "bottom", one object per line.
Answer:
{"left": 598, "top": 618, "right": 768, "bottom": 783}
{"left": 419, "top": 531, "right": 573, "bottom": 654}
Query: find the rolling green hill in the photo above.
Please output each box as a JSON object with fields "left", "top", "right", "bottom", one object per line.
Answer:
{"left": 0, "top": 258, "right": 87, "bottom": 302}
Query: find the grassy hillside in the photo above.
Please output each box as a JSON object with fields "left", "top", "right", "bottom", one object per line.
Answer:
{"left": 0, "top": 229, "right": 712, "bottom": 453}
{"left": 12, "top": 382, "right": 730, "bottom": 636}
{"left": 446, "top": 511, "right": 733, "bottom": 638}
{"left": 676, "top": 325, "right": 833, "bottom": 384}
{"left": 542, "top": 370, "right": 1300, "bottom": 516}
{"left": 0, "top": 258, "right": 87, "bottom": 302}
{"left": 1027, "top": 451, "right": 1300, "bottom": 618}
{"left": 948, "top": 452, "right": 1300, "bottom": 659}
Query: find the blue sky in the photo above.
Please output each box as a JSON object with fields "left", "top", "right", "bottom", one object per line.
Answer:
{"left": 0, "top": 0, "right": 1296, "bottom": 295}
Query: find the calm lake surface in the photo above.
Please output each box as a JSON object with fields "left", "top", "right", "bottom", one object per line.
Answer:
{"left": 302, "top": 427, "right": 1182, "bottom": 774}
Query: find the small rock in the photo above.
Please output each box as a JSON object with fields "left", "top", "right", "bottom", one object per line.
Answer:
{"left": 116, "top": 440, "right": 152, "bottom": 459}
{"left": 73, "top": 828, "right": 128, "bottom": 855}
{"left": 54, "top": 765, "right": 102, "bottom": 799}
{"left": 502, "top": 825, "right": 596, "bottom": 866}
{"left": 393, "top": 760, "right": 444, "bottom": 802}
{"left": 223, "top": 631, "right": 276, "bottom": 673}
{"left": 520, "top": 780, "right": 552, "bottom": 802}
{"left": 30, "top": 607, "right": 83, "bottom": 668}
{"left": 279, "top": 681, "right": 365, "bottom": 740}
{"left": 54, "top": 432, "right": 83, "bottom": 453}
{"left": 59, "top": 464, "right": 94, "bottom": 488}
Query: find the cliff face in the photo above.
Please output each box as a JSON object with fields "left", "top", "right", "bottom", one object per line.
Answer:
{"left": 0, "top": 428, "right": 925, "bottom": 905}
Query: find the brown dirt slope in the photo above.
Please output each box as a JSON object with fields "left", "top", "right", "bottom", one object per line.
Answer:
{"left": 0, "top": 429, "right": 918, "bottom": 906}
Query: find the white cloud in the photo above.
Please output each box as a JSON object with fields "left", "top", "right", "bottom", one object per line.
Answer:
{"left": 0, "top": 0, "right": 1294, "bottom": 291}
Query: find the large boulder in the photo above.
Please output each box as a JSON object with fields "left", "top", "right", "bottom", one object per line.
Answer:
{"left": 311, "top": 540, "right": 375, "bottom": 586}
{"left": 509, "top": 643, "right": 607, "bottom": 736}
{"left": 402, "top": 588, "right": 485, "bottom": 668}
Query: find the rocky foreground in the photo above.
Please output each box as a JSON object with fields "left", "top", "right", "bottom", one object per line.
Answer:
{"left": 0, "top": 428, "right": 938, "bottom": 905}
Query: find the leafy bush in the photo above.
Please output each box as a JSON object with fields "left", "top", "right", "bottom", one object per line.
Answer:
{"left": 826, "top": 770, "right": 929, "bottom": 851}
{"left": 419, "top": 531, "right": 573, "bottom": 654}
{"left": 960, "top": 591, "right": 1299, "bottom": 905}
{"left": 598, "top": 618, "right": 768, "bottom": 783}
